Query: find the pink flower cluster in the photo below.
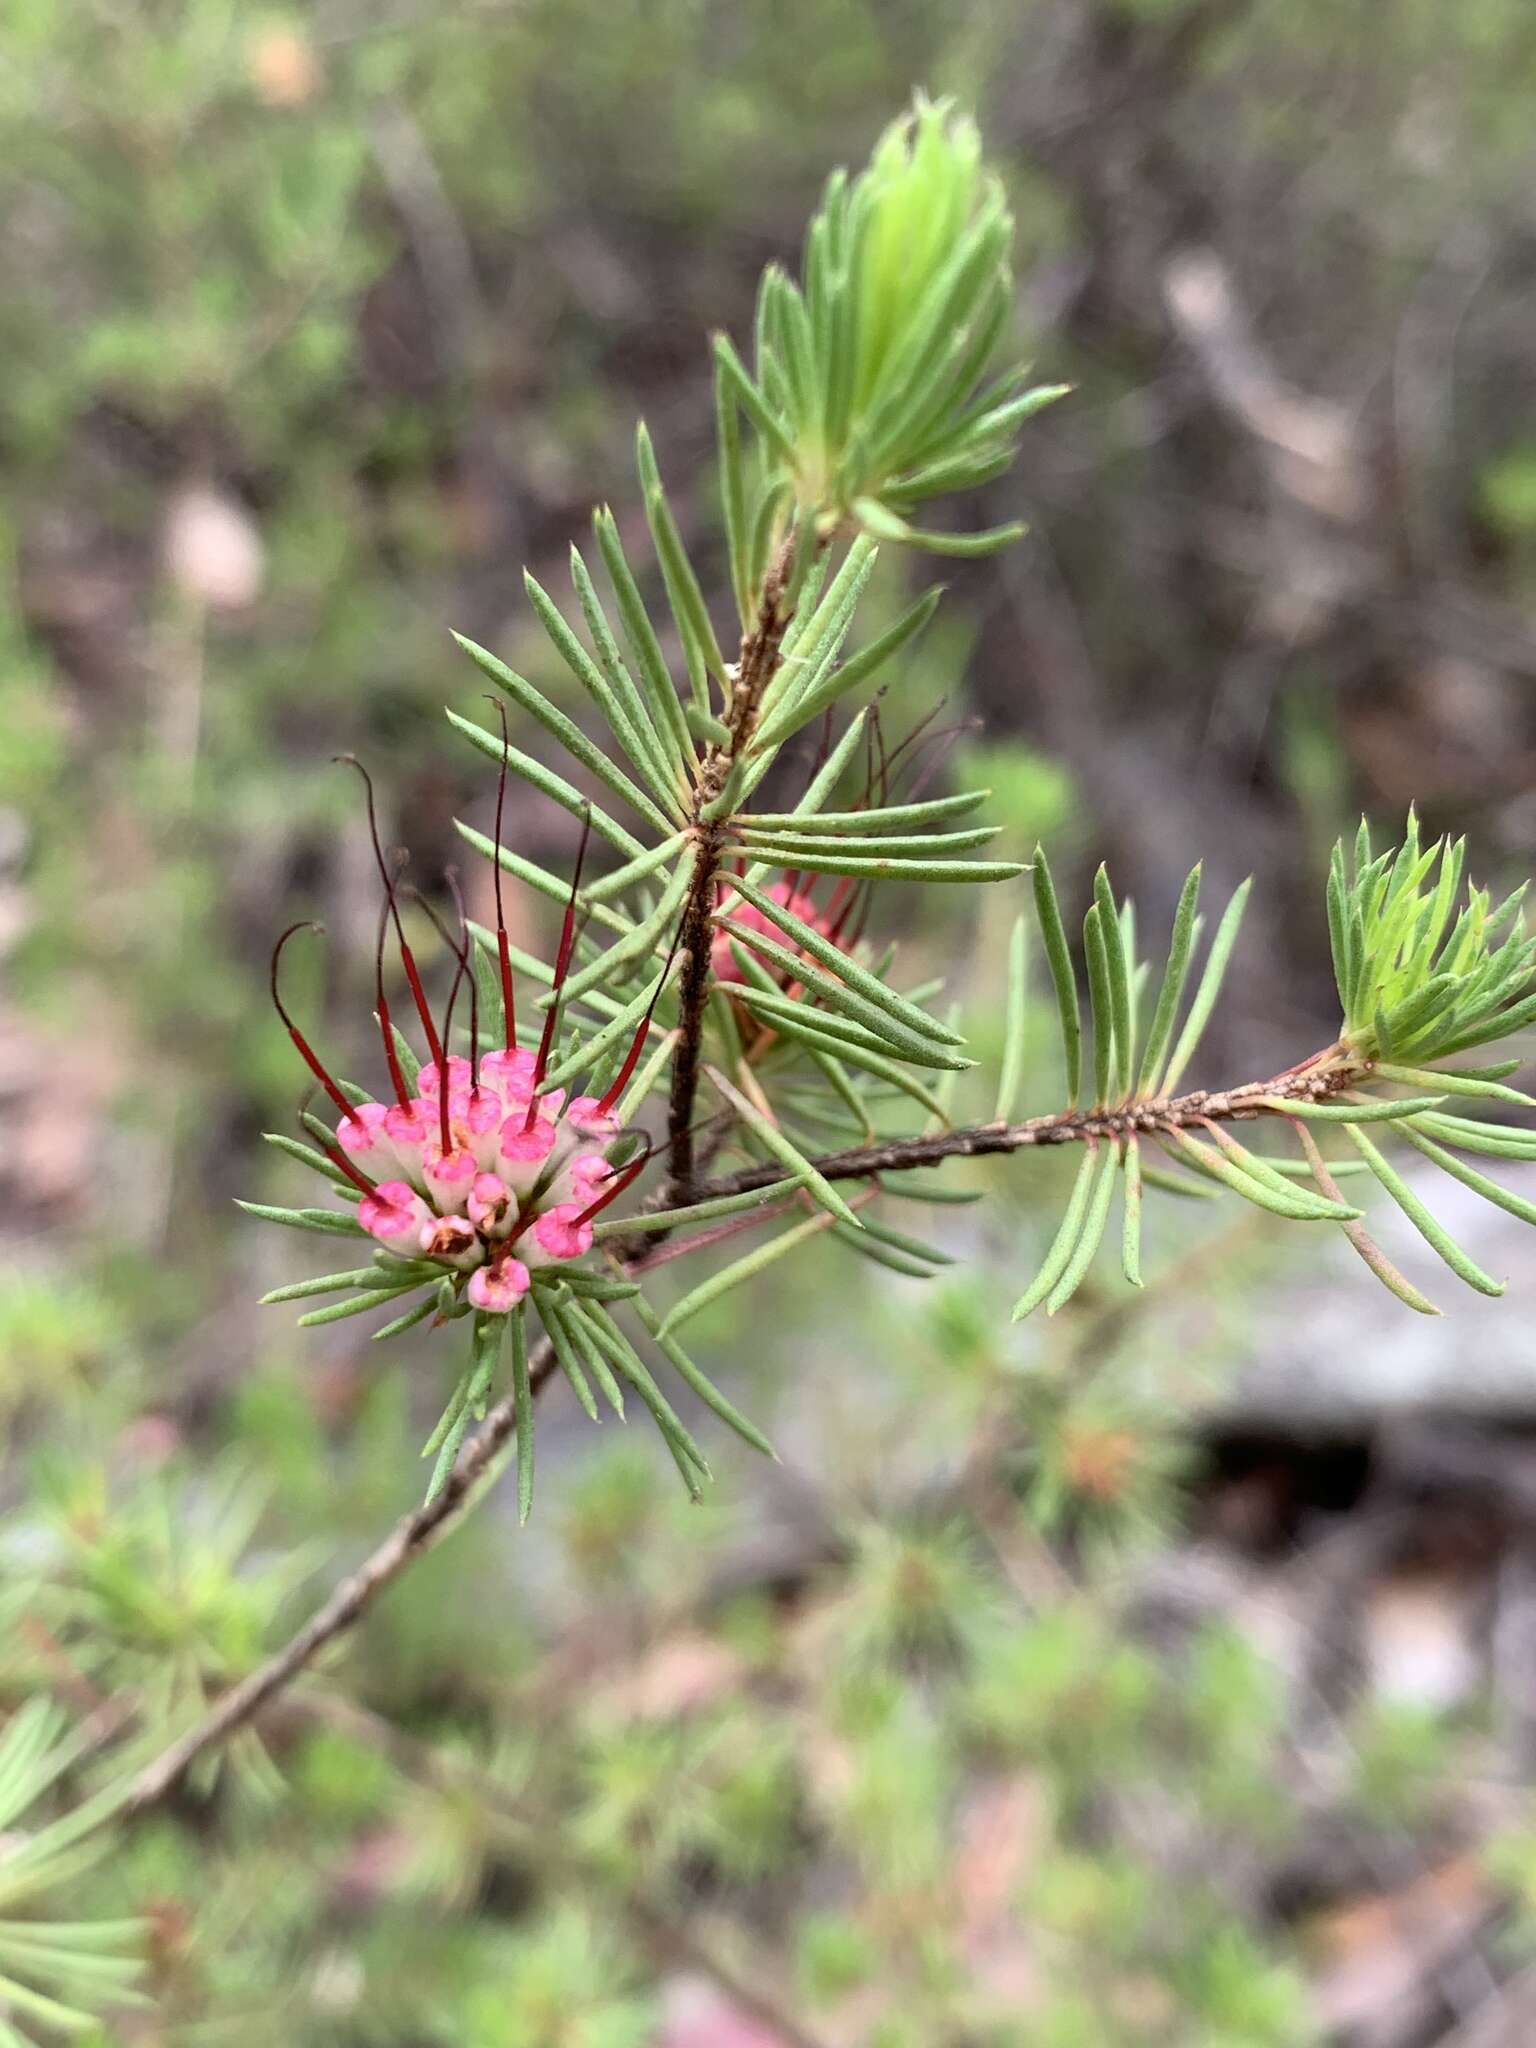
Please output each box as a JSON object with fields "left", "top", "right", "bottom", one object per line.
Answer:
{"left": 342, "top": 1049, "right": 626, "bottom": 1313}
{"left": 270, "top": 754, "right": 654, "bottom": 1320}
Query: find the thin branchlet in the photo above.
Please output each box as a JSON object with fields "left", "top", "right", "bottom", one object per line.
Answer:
{"left": 689, "top": 1043, "right": 1364, "bottom": 1199}
{"left": 666, "top": 532, "right": 804, "bottom": 1199}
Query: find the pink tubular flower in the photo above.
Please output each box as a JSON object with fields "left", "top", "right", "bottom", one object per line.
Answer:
{"left": 468, "top": 1256, "right": 531, "bottom": 1311}
{"left": 547, "top": 1147, "right": 612, "bottom": 1208}
{"left": 423, "top": 1142, "right": 479, "bottom": 1211}
{"left": 337, "top": 1099, "right": 394, "bottom": 1174}
{"left": 360, "top": 1180, "right": 432, "bottom": 1255}
{"left": 480, "top": 1044, "right": 537, "bottom": 1097}
{"left": 564, "top": 1095, "right": 622, "bottom": 1140}
{"left": 416, "top": 1054, "right": 472, "bottom": 1099}
{"left": 467, "top": 1171, "right": 512, "bottom": 1234}
{"left": 418, "top": 1214, "right": 482, "bottom": 1268}
{"left": 528, "top": 1203, "right": 595, "bottom": 1264}
{"left": 498, "top": 1113, "right": 558, "bottom": 1185}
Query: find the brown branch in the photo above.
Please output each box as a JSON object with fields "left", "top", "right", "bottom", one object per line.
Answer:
{"left": 665, "top": 533, "right": 802, "bottom": 1202}
{"left": 124, "top": 1334, "right": 560, "bottom": 1812}
{"left": 693, "top": 1043, "right": 1360, "bottom": 1199}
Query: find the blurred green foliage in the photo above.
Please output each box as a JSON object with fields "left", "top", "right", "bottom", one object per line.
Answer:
{"left": 6, "top": 0, "right": 1536, "bottom": 2039}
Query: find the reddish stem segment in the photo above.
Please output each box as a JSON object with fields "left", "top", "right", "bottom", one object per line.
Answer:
{"left": 525, "top": 808, "right": 593, "bottom": 1126}
{"left": 445, "top": 869, "right": 480, "bottom": 1093}
{"left": 405, "top": 884, "right": 475, "bottom": 1153}
{"left": 337, "top": 755, "right": 444, "bottom": 1068}
{"left": 373, "top": 898, "right": 412, "bottom": 1110}
{"left": 488, "top": 698, "right": 518, "bottom": 1056}
{"left": 312, "top": 1126, "right": 380, "bottom": 1198}
{"left": 270, "top": 923, "right": 358, "bottom": 1127}
{"left": 571, "top": 1135, "right": 654, "bottom": 1227}
{"left": 594, "top": 929, "right": 682, "bottom": 1118}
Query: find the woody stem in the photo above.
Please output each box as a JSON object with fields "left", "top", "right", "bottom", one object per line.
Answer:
{"left": 690, "top": 1044, "right": 1361, "bottom": 1199}
{"left": 664, "top": 531, "right": 802, "bottom": 1203}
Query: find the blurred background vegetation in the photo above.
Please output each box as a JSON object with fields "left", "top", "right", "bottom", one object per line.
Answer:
{"left": 6, "top": 1, "right": 1536, "bottom": 2041}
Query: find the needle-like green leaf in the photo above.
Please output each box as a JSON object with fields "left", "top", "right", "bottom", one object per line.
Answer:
{"left": 1289, "top": 1116, "right": 1441, "bottom": 1315}
{"left": 235, "top": 1201, "right": 368, "bottom": 1239}
{"left": 452, "top": 634, "right": 675, "bottom": 838}
{"left": 1093, "top": 866, "right": 1133, "bottom": 1098}
{"left": 1047, "top": 1140, "right": 1120, "bottom": 1313}
{"left": 1398, "top": 1124, "right": 1536, "bottom": 1229}
{"left": 1162, "top": 1128, "right": 1359, "bottom": 1222}
{"left": 1136, "top": 865, "right": 1202, "bottom": 1096}
{"left": 736, "top": 844, "right": 1022, "bottom": 883}
{"left": 590, "top": 507, "right": 699, "bottom": 778}
{"left": 994, "top": 913, "right": 1029, "bottom": 1124}
{"left": 523, "top": 568, "right": 683, "bottom": 812}
{"left": 1083, "top": 904, "right": 1115, "bottom": 1107}
{"left": 706, "top": 1065, "right": 863, "bottom": 1228}
{"left": 742, "top": 790, "right": 988, "bottom": 836}
{"left": 1121, "top": 1136, "right": 1144, "bottom": 1286}
{"left": 1256, "top": 1094, "right": 1444, "bottom": 1123}
{"left": 507, "top": 1308, "right": 534, "bottom": 1524}
{"left": 1159, "top": 877, "right": 1253, "bottom": 1095}
{"left": 538, "top": 952, "right": 681, "bottom": 1092}
{"left": 723, "top": 874, "right": 964, "bottom": 1043}
{"left": 1343, "top": 1122, "right": 1506, "bottom": 1296}
{"left": 1011, "top": 1147, "right": 1102, "bottom": 1319}
{"left": 714, "top": 915, "right": 957, "bottom": 1067}
{"left": 636, "top": 421, "right": 725, "bottom": 701}
{"left": 296, "top": 1284, "right": 420, "bottom": 1328}
{"left": 1032, "top": 846, "right": 1081, "bottom": 1105}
